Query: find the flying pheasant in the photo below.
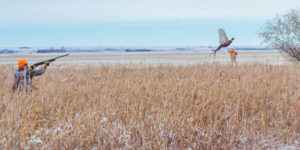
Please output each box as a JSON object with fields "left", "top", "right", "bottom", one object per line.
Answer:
{"left": 212, "top": 28, "right": 234, "bottom": 58}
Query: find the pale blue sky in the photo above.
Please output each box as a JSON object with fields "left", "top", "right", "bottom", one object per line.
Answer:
{"left": 0, "top": 0, "right": 299, "bottom": 47}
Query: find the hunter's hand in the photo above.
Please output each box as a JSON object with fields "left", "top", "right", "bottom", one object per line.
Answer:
{"left": 29, "top": 65, "right": 36, "bottom": 70}
{"left": 44, "top": 61, "right": 51, "bottom": 68}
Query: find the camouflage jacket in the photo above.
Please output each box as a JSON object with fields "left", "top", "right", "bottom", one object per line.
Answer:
{"left": 12, "top": 67, "right": 46, "bottom": 92}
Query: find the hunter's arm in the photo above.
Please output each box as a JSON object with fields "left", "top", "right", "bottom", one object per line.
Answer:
{"left": 30, "top": 67, "right": 46, "bottom": 77}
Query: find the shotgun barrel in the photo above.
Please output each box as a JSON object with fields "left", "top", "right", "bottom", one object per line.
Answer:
{"left": 33, "top": 54, "right": 69, "bottom": 66}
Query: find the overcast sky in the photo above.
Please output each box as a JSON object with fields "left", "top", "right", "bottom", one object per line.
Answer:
{"left": 1, "top": 0, "right": 299, "bottom": 25}
{"left": 0, "top": 0, "right": 299, "bottom": 46}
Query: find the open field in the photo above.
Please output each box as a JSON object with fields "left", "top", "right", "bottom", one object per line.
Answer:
{"left": 0, "top": 62, "right": 299, "bottom": 149}
{"left": 0, "top": 50, "right": 287, "bottom": 65}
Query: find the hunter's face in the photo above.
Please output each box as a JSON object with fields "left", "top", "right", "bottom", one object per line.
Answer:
{"left": 22, "top": 64, "right": 28, "bottom": 69}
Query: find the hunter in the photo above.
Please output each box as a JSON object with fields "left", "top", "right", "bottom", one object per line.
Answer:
{"left": 12, "top": 59, "right": 50, "bottom": 94}
{"left": 228, "top": 48, "right": 238, "bottom": 65}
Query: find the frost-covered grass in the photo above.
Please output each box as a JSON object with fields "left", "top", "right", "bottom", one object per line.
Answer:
{"left": 0, "top": 64, "right": 299, "bottom": 149}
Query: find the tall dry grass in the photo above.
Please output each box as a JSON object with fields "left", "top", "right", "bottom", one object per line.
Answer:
{"left": 0, "top": 64, "right": 299, "bottom": 149}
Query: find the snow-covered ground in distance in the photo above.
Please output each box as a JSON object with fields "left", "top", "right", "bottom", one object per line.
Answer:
{"left": 0, "top": 49, "right": 288, "bottom": 66}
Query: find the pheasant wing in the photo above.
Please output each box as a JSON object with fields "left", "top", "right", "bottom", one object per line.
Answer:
{"left": 218, "top": 28, "right": 228, "bottom": 44}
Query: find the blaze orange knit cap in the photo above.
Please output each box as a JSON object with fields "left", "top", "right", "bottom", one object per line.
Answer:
{"left": 18, "top": 59, "right": 27, "bottom": 68}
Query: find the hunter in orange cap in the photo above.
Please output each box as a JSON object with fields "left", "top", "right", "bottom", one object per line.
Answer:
{"left": 18, "top": 59, "right": 28, "bottom": 68}
{"left": 228, "top": 48, "right": 238, "bottom": 65}
{"left": 12, "top": 59, "right": 51, "bottom": 93}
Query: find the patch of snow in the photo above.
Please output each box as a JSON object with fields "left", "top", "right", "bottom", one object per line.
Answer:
{"left": 168, "top": 131, "right": 175, "bottom": 139}
{"left": 35, "top": 127, "right": 43, "bottom": 134}
{"left": 27, "top": 135, "right": 43, "bottom": 144}
{"left": 102, "top": 117, "right": 107, "bottom": 123}
{"left": 54, "top": 127, "right": 63, "bottom": 134}
{"left": 45, "top": 130, "right": 50, "bottom": 135}
{"left": 280, "top": 145, "right": 298, "bottom": 150}
{"left": 201, "top": 132, "right": 208, "bottom": 137}
{"left": 66, "top": 124, "right": 73, "bottom": 129}
{"left": 239, "top": 137, "right": 247, "bottom": 144}
{"left": 147, "top": 115, "right": 154, "bottom": 120}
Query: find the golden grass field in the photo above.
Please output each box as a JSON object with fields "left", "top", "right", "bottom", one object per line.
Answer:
{"left": 0, "top": 63, "right": 299, "bottom": 149}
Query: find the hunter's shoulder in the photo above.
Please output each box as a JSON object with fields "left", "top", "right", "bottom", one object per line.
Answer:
{"left": 14, "top": 69, "right": 24, "bottom": 78}
{"left": 14, "top": 69, "right": 22, "bottom": 74}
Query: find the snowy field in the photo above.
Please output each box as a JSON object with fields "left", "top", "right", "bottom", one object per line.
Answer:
{"left": 0, "top": 50, "right": 287, "bottom": 66}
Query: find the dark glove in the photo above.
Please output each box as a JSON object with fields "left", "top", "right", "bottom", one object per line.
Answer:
{"left": 29, "top": 65, "right": 37, "bottom": 70}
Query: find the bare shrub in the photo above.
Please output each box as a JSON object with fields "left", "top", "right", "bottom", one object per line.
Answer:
{"left": 260, "top": 8, "right": 300, "bottom": 61}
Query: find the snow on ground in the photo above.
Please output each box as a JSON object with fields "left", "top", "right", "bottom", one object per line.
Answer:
{"left": 0, "top": 50, "right": 288, "bottom": 66}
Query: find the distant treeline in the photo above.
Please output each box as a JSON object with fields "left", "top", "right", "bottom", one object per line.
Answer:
{"left": 125, "top": 49, "right": 152, "bottom": 52}
{"left": 0, "top": 49, "right": 15, "bottom": 53}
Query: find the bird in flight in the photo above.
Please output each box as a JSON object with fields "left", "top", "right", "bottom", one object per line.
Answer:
{"left": 212, "top": 28, "right": 234, "bottom": 58}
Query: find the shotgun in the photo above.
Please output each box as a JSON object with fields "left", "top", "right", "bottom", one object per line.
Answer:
{"left": 33, "top": 54, "right": 69, "bottom": 66}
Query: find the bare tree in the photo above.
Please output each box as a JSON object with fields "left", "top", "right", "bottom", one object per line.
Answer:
{"left": 259, "top": 8, "right": 300, "bottom": 61}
